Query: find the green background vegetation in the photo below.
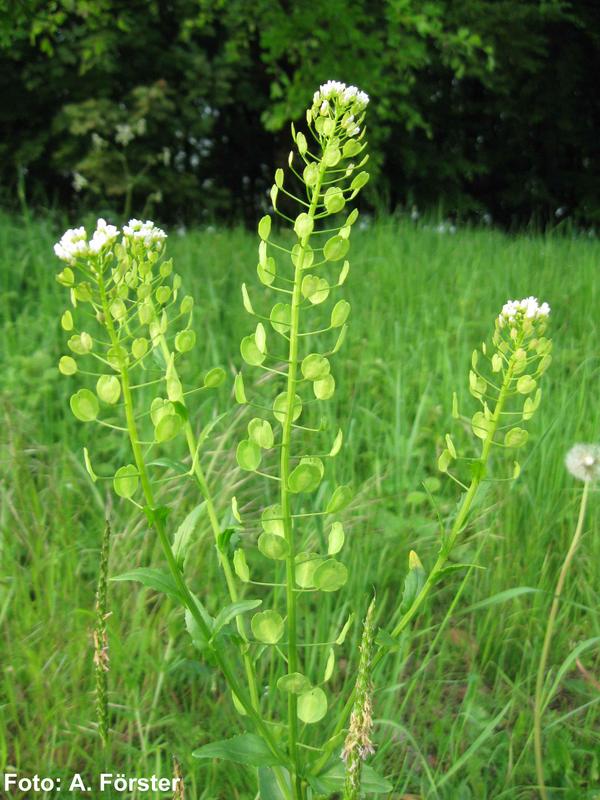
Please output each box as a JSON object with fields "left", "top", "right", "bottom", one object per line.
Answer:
{"left": 2, "top": 0, "right": 600, "bottom": 227}
{"left": 1, "top": 213, "right": 599, "bottom": 797}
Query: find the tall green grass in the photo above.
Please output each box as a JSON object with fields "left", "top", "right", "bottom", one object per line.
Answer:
{"left": 1, "top": 211, "right": 599, "bottom": 799}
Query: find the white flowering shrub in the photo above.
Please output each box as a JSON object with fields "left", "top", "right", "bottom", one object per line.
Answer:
{"left": 54, "top": 86, "right": 555, "bottom": 800}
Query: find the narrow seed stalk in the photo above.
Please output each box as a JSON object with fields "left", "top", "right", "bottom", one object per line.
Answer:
{"left": 534, "top": 480, "right": 590, "bottom": 800}
{"left": 94, "top": 519, "right": 111, "bottom": 748}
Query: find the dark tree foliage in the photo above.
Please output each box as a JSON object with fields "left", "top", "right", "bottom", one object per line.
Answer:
{"left": 0, "top": 0, "right": 598, "bottom": 227}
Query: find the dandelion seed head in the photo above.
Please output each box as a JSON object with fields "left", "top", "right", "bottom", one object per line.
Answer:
{"left": 565, "top": 444, "right": 600, "bottom": 482}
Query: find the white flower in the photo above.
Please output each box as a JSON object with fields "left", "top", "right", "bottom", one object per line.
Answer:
{"left": 115, "top": 123, "right": 135, "bottom": 146}
{"left": 54, "top": 226, "right": 89, "bottom": 264}
{"left": 123, "top": 218, "right": 167, "bottom": 249}
{"left": 89, "top": 218, "right": 119, "bottom": 255}
{"left": 72, "top": 172, "right": 88, "bottom": 192}
{"left": 498, "top": 296, "right": 551, "bottom": 327}
{"left": 313, "top": 80, "right": 369, "bottom": 113}
{"left": 565, "top": 444, "right": 600, "bottom": 482}
{"left": 91, "top": 132, "right": 106, "bottom": 150}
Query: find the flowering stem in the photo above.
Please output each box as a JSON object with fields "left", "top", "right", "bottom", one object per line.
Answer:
{"left": 534, "top": 480, "right": 590, "bottom": 800}
{"left": 280, "top": 155, "right": 328, "bottom": 800}
{"left": 157, "top": 334, "right": 261, "bottom": 710}
{"left": 315, "top": 339, "right": 519, "bottom": 776}
{"left": 96, "top": 271, "right": 285, "bottom": 766}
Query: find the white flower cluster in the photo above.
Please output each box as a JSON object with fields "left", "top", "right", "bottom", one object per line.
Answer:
{"left": 498, "top": 296, "right": 551, "bottom": 327}
{"left": 314, "top": 81, "right": 369, "bottom": 109}
{"left": 54, "top": 218, "right": 165, "bottom": 264}
{"left": 565, "top": 444, "right": 600, "bottom": 482}
{"left": 54, "top": 226, "right": 89, "bottom": 264}
{"left": 90, "top": 219, "right": 119, "bottom": 254}
{"left": 123, "top": 218, "right": 167, "bottom": 249}
{"left": 54, "top": 219, "right": 119, "bottom": 264}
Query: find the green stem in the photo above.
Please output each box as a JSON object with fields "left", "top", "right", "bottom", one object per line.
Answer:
{"left": 314, "top": 338, "right": 519, "bottom": 776}
{"left": 157, "top": 334, "right": 261, "bottom": 710}
{"left": 280, "top": 155, "right": 328, "bottom": 800}
{"left": 533, "top": 480, "right": 590, "bottom": 800}
{"left": 96, "top": 272, "right": 284, "bottom": 765}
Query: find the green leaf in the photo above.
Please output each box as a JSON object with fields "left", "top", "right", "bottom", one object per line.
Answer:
{"left": 329, "top": 428, "right": 343, "bottom": 457}
{"left": 324, "top": 186, "right": 345, "bottom": 214}
{"left": 323, "top": 143, "right": 341, "bottom": 166}
{"left": 251, "top": 610, "right": 284, "bottom": 644}
{"left": 270, "top": 302, "right": 291, "bottom": 335}
{"left": 233, "top": 549, "right": 250, "bottom": 582}
{"left": 59, "top": 355, "right": 77, "bottom": 375}
{"left": 323, "top": 647, "right": 335, "bottom": 682}
{"left": 331, "top": 324, "right": 348, "bottom": 354}
{"left": 350, "top": 171, "right": 370, "bottom": 192}
{"left": 401, "top": 560, "right": 426, "bottom": 613}
{"left": 301, "top": 353, "right": 330, "bottom": 381}
{"left": 298, "top": 687, "right": 327, "bottom": 723}
{"left": 248, "top": 418, "right": 274, "bottom": 449}
{"left": 70, "top": 388, "right": 99, "bottom": 422}
{"left": 155, "top": 412, "right": 183, "bottom": 442}
{"left": 343, "top": 139, "right": 362, "bottom": 158}
{"left": 301, "top": 274, "right": 329, "bottom": 305}
{"left": 132, "top": 337, "right": 148, "bottom": 359}
{"left": 241, "top": 283, "right": 254, "bottom": 315}
{"left": 262, "top": 504, "right": 284, "bottom": 537}
{"left": 517, "top": 374, "right": 536, "bottom": 394}
{"left": 313, "top": 559, "right": 348, "bottom": 592}
{"left": 274, "top": 168, "right": 284, "bottom": 188}
{"left": 204, "top": 366, "right": 226, "bottom": 388}
{"left": 273, "top": 392, "right": 302, "bottom": 424}
{"left": 113, "top": 464, "right": 139, "bottom": 498}
{"left": 295, "top": 552, "right": 322, "bottom": 588}
{"left": 255, "top": 322, "right": 267, "bottom": 354}
{"left": 258, "top": 767, "right": 291, "bottom": 800}
{"left": 257, "top": 255, "right": 276, "bottom": 286}
{"left": 241, "top": 334, "right": 265, "bottom": 366}
{"left": 438, "top": 448, "right": 452, "bottom": 473}
{"left": 294, "top": 213, "right": 314, "bottom": 239}
{"left": 323, "top": 235, "right": 349, "bottom": 262}
{"left": 472, "top": 411, "right": 493, "bottom": 439}
{"left": 258, "top": 215, "right": 271, "bottom": 241}
{"left": 335, "top": 612, "right": 354, "bottom": 645}
{"left": 338, "top": 260, "right": 350, "bottom": 285}
{"left": 310, "top": 763, "right": 392, "bottom": 794}
{"left": 505, "top": 427, "right": 529, "bottom": 448}
{"left": 277, "top": 672, "right": 312, "bottom": 695}
{"left": 258, "top": 532, "right": 289, "bottom": 560}
{"left": 291, "top": 243, "right": 314, "bottom": 269}
{"left": 462, "top": 586, "right": 538, "bottom": 614}
{"left": 175, "top": 329, "right": 196, "bottom": 353}
{"left": 192, "top": 734, "right": 279, "bottom": 767}
{"left": 314, "top": 374, "right": 335, "bottom": 400}
{"left": 288, "top": 460, "right": 323, "bottom": 493}
{"left": 214, "top": 599, "right": 262, "bottom": 635}
{"left": 236, "top": 439, "right": 262, "bottom": 471}
{"left": 83, "top": 447, "right": 97, "bottom": 482}
{"left": 234, "top": 373, "right": 247, "bottom": 403}
{"left": 327, "top": 522, "right": 345, "bottom": 555}
{"left": 331, "top": 299, "right": 350, "bottom": 327}
{"left": 173, "top": 504, "right": 205, "bottom": 567}
{"left": 326, "top": 484, "right": 352, "bottom": 513}
{"left": 303, "top": 162, "right": 319, "bottom": 186}
{"left": 111, "top": 568, "right": 182, "bottom": 601}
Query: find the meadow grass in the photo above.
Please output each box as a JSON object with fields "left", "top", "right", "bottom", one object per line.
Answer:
{"left": 1, "top": 211, "right": 599, "bottom": 799}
